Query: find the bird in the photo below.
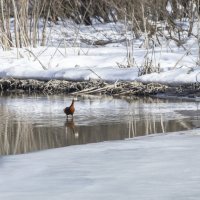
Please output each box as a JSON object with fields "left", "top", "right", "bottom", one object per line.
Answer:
{"left": 63, "top": 99, "right": 75, "bottom": 118}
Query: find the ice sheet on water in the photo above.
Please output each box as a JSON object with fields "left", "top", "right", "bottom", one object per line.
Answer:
{"left": 0, "top": 130, "right": 200, "bottom": 200}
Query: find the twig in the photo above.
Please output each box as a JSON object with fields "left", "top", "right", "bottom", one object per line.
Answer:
{"left": 87, "top": 68, "right": 103, "bottom": 80}
{"left": 25, "top": 48, "right": 47, "bottom": 70}
{"left": 173, "top": 44, "right": 194, "bottom": 68}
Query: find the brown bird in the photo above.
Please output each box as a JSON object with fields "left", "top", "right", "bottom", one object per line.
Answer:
{"left": 64, "top": 99, "right": 75, "bottom": 118}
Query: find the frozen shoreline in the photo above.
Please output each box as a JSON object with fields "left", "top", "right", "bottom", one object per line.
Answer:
{"left": 0, "top": 130, "right": 200, "bottom": 200}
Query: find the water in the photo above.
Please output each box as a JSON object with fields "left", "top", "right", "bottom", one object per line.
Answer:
{"left": 0, "top": 94, "right": 200, "bottom": 155}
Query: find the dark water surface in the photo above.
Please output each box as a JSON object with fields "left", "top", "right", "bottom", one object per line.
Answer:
{"left": 0, "top": 94, "right": 200, "bottom": 155}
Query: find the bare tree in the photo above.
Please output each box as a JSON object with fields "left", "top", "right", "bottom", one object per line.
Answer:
{"left": 0, "top": 0, "right": 200, "bottom": 51}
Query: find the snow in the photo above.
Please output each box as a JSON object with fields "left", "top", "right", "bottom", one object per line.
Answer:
{"left": 0, "top": 130, "right": 200, "bottom": 200}
{"left": 0, "top": 46, "right": 139, "bottom": 81}
{"left": 0, "top": 20, "right": 199, "bottom": 84}
{"left": 137, "top": 66, "right": 200, "bottom": 85}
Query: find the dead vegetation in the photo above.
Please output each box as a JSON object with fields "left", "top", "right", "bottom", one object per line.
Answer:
{"left": 1, "top": 77, "right": 200, "bottom": 99}
{"left": 0, "top": 78, "right": 168, "bottom": 96}
{"left": 0, "top": 0, "right": 198, "bottom": 49}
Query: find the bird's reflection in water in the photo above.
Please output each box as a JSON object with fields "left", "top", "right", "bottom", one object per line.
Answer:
{"left": 65, "top": 119, "right": 79, "bottom": 139}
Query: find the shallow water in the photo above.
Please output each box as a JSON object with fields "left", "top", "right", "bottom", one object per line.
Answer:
{"left": 0, "top": 94, "right": 200, "bottom": 155}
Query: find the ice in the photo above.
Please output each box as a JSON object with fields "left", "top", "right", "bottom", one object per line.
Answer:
{"left": 0, "top": 130, "right": 200, "bottom": 199}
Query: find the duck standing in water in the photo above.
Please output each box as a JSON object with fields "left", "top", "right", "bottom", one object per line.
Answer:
{"left": 64, "top": 99, "right": 75, "bottom": 118}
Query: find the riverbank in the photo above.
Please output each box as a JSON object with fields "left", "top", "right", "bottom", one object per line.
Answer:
{"left": 0, "top": 78, "right": 200, "bottom": 98}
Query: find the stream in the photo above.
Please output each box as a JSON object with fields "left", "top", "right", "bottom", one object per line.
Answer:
{"left": 0, "top": 94, "right": 200, "bottom": 155}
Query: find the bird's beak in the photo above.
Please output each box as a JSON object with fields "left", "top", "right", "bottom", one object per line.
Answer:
{"left": 73, "top": 97, "right": 78, "bottom": 101}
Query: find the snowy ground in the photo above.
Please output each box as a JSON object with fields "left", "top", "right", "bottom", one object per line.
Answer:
{"left": 0, "top": 20, "right": 199, "bottom": 84}
{"left": 0, "top": 130, "right": 200, "bottom": 200}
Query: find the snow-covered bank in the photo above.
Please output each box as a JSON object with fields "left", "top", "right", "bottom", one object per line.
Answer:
{"left": 0, "top": 21, "right": 199, "bottom": 85}
{"left": 137, "top": 67, "right": 200, "bottom": 85}
{"left": 0, "top": 130, "right": 200, "bottom": 200}
{"left": 0, "top": 47, "right": 139, "bottom": 82}
{"left": 1, "top": 45, "right": 199, "bottom": 84}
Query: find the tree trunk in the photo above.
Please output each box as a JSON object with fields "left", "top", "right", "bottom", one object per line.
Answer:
{"left": 11, "top": 0, "right": 20, "bottom": 50}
